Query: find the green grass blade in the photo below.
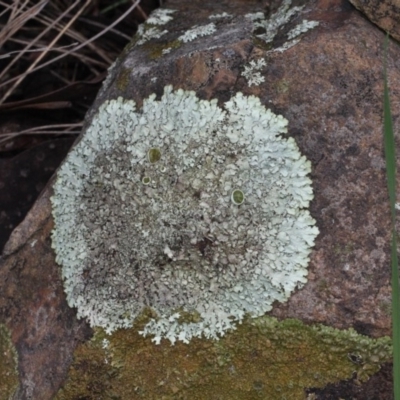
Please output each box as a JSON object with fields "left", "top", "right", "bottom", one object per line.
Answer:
{"left": 383, "top": 33, "right": 400, "bottom": 399}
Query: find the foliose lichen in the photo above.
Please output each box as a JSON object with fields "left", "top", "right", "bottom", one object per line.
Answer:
{"left": 97, "top": 60, "right": 117, "bottom": 98}
{"left": 133, "top": 8, "right": 176, "bottom": 46}
{"left": 178, "top": 23, "right": 217, "bottom": 43}
{"left": 146, "top": 8, "right": 176, "bottom": 25}
{"left": 136, "top": 25, "right": 168, "bottom": 46}
{"left": 241, "top": 58, "right": 267, "bottom": 86}
{"left": 51, "top": 85, "right": 319, "bottom": 344}
{"left": 246, "top": 0, "right": 319, "bottom": 52}
{"left": 135, "top": 9, "right": 217, "bottom": 48}
{"left": 209, "top": 12, "right": 232, "bottom": 20}
{"left": 287, "top": 19, "right": 320, "bottom": 40}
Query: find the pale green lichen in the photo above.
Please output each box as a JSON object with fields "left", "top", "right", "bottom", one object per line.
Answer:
{"left": 51, "top": 86, "right": 319, "bottom": 344}
{"left": 241, "top": 58, "right": 267, "bottom": 86}
{"left": 0, "top": 324, "right": 19, "bottom": 399}
{"left": 98, "top": 60, "right": 118, "bottom": 97}
{"left": 146, "top": 8, "right": 176, "bottom": 25}
{"left": 136, "top": 25, "right": 168, "bottom": 45}
{"left": 55, "top": 316, "right": 392, "bottom": 400}
{"left": 287, "top": 19, "right": 320, "bottom": 40}
{"left": 133, "top": 7, "right": 216, "bottom": 57}
{"left": 178, "top": 23, "right": 216, "bottom": 43}
{"left": 134, "top": 8, "right": 176, "bottom": 46}
{"left": 209, "top": 12, "right": 232, "bottom": 20}
{"left": 245, "top": 0, "right": 320, "bottom": 52}
{"left": 127, "top": 7, "right": 181, "bottom": 59}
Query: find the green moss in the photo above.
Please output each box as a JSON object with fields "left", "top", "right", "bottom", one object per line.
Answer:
{"left": 115, "top": 38, "right": 182, "bottom": 90}
{"left": 379, "top": 299, "right": 392, "bottom": 317}
{"left": 116, "top": 68, "right": 131, "bottom": 92}
{"left": 117, "top": 26, "right": 143, "bottom": 61}
{"left": 252, "top": 37, "right": 273, "bottom": 52}
{"left": 316, "top": 279, "right": 330, "bottom": 296}
{"left": 276, "top": 79, "right": 290, "bottom": 94}
{"left": 143, "top": 39, "right": 182, "bottom": 60}
{"left": 55, "top": 329, "right": 118, "bottom": 400}
{"left": 55, "top": 315, "right": 392, "bottom": 400}
{"left": 333, "top": 242, "right": 354, "bottom": 266}
{"left": 120, "top": 23, "right": 180, "bottom": 61}
{"left": 0, "top": 324, "right": 19, "bottom": 399}
{"left": 333, "top": 242, "right": 354, "bottom": 256}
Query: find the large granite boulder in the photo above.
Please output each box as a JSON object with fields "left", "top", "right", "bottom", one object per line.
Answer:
{"left": 1, "top": 0, "right": 398, "bottom": 398}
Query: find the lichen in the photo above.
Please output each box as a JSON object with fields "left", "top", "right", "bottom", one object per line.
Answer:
{"left": 133, "top": 8, "right": 176, "bottom": 46}
{"left": 209, "top": 12, "right": 232, "bottom": 20}
{"left": 116, "top": 67, "right": 131, "bottom": 91}
{"left": 241, "top": 58, "right": 267, "bottom": 86}
{"left": 132, "top": 8, "right": 216, "bottom": 55}
{"left": 246, "top": 0, "right": 302, "bottom": 43}
{"left": 136, "top": 25, "right": 168, "bottom": 45}
{"left": 275, "top": 78, "right": 290, "bottom": 94}
{"left": 245, "top": 0, "right": 319, "bottom": 52}
{"left": 98, "top": 60, "right": 117, "bottom": 98}
{"left": 287, "top": 19, "right": 320, "bottom": 40}
{"left": 0, "top": 324, "right": 19, "bottom": 399}
{"left": 51, "top": 86, "right": 319, "bottom": 344}
{"left": 55, "top": 316, "right": 392, "bottom": 400}
{"left": 146, "top": 8, "right": 176, "bottom": 26}
{"left": 178, "top": 23, "right": 217, "bottom": 43}
{"left": 143, "top": 39, "right": 182, "bottom": 60}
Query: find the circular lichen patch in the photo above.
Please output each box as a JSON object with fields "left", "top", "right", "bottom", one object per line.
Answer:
{"left": 51, "top": 86, "right": 319, "bottom": 344}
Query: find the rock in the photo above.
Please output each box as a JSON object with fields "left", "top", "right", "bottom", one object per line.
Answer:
{"left": 350, "top": 0, "right": 400, "bottom": 43}
{"left": 0, "top": 138, "right": 74, "bottom": 253}
{"left": 0, "top": 191, "right": 91, "bottom": 399}
{"left": 1, "top": 0, "right": 399, "bottom": 398}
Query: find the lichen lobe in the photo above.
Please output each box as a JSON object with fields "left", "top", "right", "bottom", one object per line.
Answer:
{"left": 51, "top": 85, "right": 318, "bottom": 344}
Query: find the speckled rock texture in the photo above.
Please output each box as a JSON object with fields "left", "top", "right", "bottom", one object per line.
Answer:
{"left": 1, "top": 0, "right": 400, "bottom": 398}
{"left": 349, "top": 0, "right": 400, "bottom": 43}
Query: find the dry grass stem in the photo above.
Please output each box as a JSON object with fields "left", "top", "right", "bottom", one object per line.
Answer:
{"left": 0, "top": 0, "right": 90, "bottom": 104}
{"left": 78, "top": 17, "right": 132, "bottom": 41}
{"left": 0, "top": 122, "right": 83, "bottom": 145}
{"left": 0, "top": 0, "right": 157, "bottom": 148}
{"left": 0, "top": 42, "right": 79, "bottom": 60}
{"left": 0, "top": 0, "right": 142, "bottom": 99}
{"left": 0, "top": 0, "right": 48, "bottom": 47}
{"left": 0, "top": 0, "right": 82, "bottom": 82}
